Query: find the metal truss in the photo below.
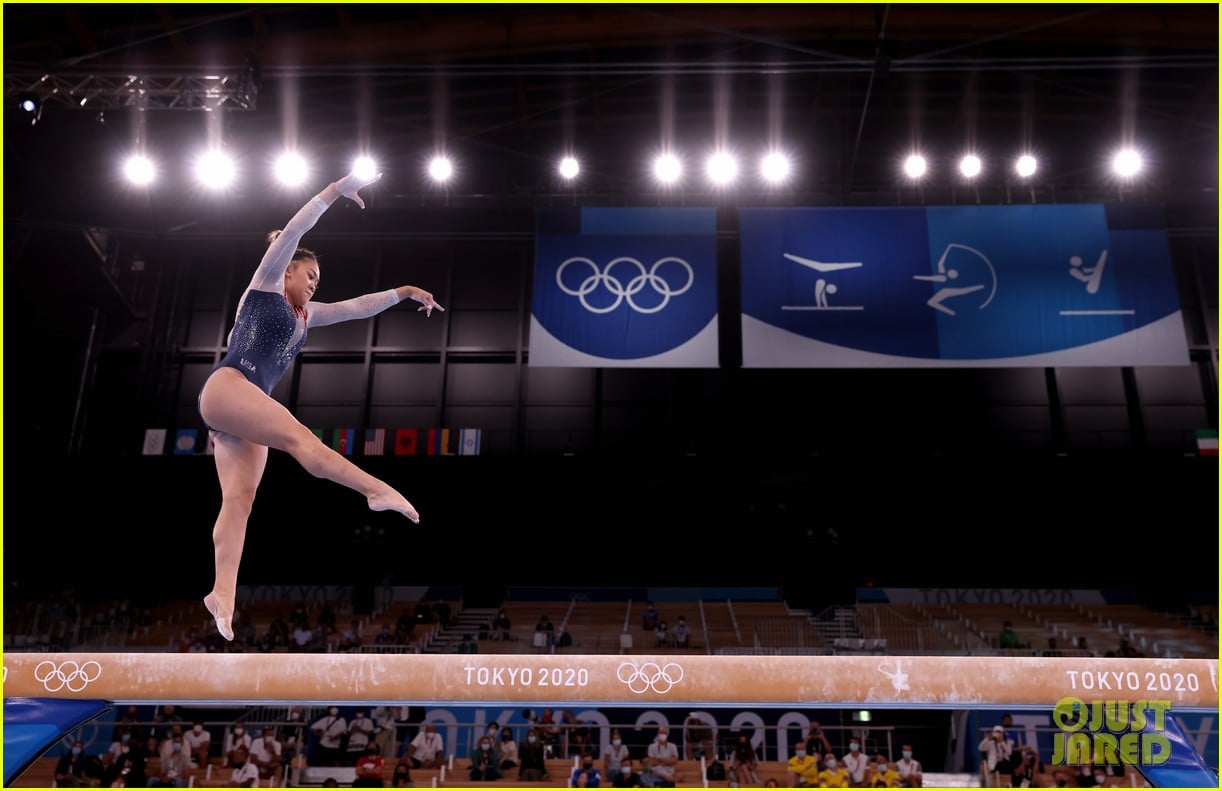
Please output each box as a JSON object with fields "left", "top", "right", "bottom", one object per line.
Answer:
{"left": 5, "top": 69, "right": 258, "bottom": 112}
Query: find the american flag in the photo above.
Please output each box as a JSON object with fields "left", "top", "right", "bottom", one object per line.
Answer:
{"left": 364, "top": 428, "right": 386, "bottom": 455}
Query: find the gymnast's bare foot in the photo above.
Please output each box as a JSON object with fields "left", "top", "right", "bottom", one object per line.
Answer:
{"left": 204, "top": 592, "right": 235, "bottom": 641}
{"left": 369, "top": 488, "right": 420, "bottom": 523}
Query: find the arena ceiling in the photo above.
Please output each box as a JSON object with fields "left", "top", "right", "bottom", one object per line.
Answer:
{"left": 3, "top": 3, "right": 1218, "bottom": 222}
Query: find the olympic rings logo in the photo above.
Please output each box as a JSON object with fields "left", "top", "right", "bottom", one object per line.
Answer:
{"left": 556, "top": 257, "right": 694, "bottom": 314}
{"left": 34, "top": 660, "right": 102, "bottom": 692}
{"left": 617, "top": 661, "right": 684, "bottom": 694}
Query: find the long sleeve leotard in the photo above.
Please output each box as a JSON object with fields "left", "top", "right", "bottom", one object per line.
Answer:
{"left": 209, "top": 194, "right": 400, "bottom": 395}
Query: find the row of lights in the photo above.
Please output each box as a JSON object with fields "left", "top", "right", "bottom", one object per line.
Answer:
{"left": 119, "top": 146, "right": 1147, "bottom": 190}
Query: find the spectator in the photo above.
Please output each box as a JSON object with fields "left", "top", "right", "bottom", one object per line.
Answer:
{"left": 603, "top": 729, "right": 632, "bottom": 778}
{"left": 372, "top": 706, "right": 399, "bottom": 758}
{"left": 347, "top": 710, "right": 376, "bottom": 762}
{"left": 226, "top": 747, "right": 259, "bottom": 788}
{"left": 1076, "top": 636, "right": 1093, "bottom": 656}
{"left": 842, "top": 736, "right": 870, "bottom": 787}
{"left": 804, "top": 722, "right": 833, "bottom": 768}
{"left": 1050, "top": 768, "right": 1072, "bottom": 788}
{"left": 818, "top": 754, "right": 851, "bottom": 788}
{"left": 107, "top": 737, "right": 148, "bottom": 788}
{"left": 641, "top": 601, "right": 659, "bottom": 631}
{"left": 311, "top": 707, "right": 348, "bottom": 767}
{"left": 654, "top": 619, "right": 669, "bottom": 648}
{"left": 978, "top": 724, "right": 1015, "bottom": 784}
{"left": 871, "top": 756, "right": 901, "bottom": 788}
{"left": 683, "top": 713, "right": 714, "bottom": 760}
{"left": 374, "top": 624, "right": 396, "bottom": 645}
{"left": 405, "top": 723, "right": 444, "bottom": 769}
{"left": 560, "top": 709, "right": 591, "bottom": 757}
{"left": 535, "top": 615, "right": 555, "bottom": 647}
{"left": 537, "top": 708, "right": 562, "bottom": 756}
{"left": 249, "top": 725, "right": 283, "bottom": 785}
{"left": 354, "top": 745, "right": 386, "bottom": 787}
{"left": 645, "top": 725, "right": 680, "bottom": 787}
{"left": 999, "top": 621, "right": 1023, "bottom": 649}
{"left": 613, "top": 761, "right": 645, "bottom": 788}
{"left": 672, "top": 616, "right": 690, "bottom": 648}
{"left": 1010, "top": 745, "right": 1039, "bottom": 788}
{"left": 289, "top": 602, "right": 309, "bottom": 630}
{"left": 1043, "top": 636, "right": 1064, "bottom": 657}
{"left": 457, "top": 633, "right": 479, "bottom": 653}
{"left": 498, "top": 726, "right": 519, "bottom": 771}
{"left": 555, "top": 625, "right": 573, "bottom": 648}
{"left": 185, "top": 721, "right": 213, "bottom": 769}
{"left": 895, "top": 743, "right": 923, "bottom": 787}
{"left": 158, "top": 725, "right": 187, "bottom": 765}
{"left": 729, "top": 733, "right": 758, "bottom": 787}
{"left": 571, "top": 755, "right": 603, "bottom": 788}
{"left": 518, "top": 728, "right": 549, "bottom": 782}
{"left": 317, "top": 603, "right": 337, "bottom": 635}
{"left": 390, "top": 757, "right": 415, "bottom": 787}
{"left": 150, "top": 733, "right": 193, "bottom": 787}
{"left": 53, "top": 739, "right": 91, "bottom": 787}
{"left": 786, "top": 739, "right": 820, "bottom": 787}
{"left": 491, "top": 609, "right": 512, "bottom": 640}
{"left": 468, "top": 734, "right": 501, "bottom": 781}
{"left": 223, "top": 724, "right": 254, "bottom": 767}
{"left": 233, "top": 612, "right": 257, "bottom": 647}
{"left": 338, "top": 619, "right": 363, "bottom": 652}
{"left": 1117, "top": 637, "right": 1143, "bottom": 658}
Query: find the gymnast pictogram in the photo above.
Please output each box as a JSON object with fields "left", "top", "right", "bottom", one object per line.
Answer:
{"left": 781, "top": 252, "right": 864, "bottom": 311}
{"left": 914, "top": 243, "right": 998, "bottom": 317}
{"left": 1068, "top": 250, "right": 1108, "bottom": 294}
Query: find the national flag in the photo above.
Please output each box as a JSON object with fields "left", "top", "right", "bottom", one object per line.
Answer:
{"left": 332, "top": 428, "right": 356, "bottom": 456}
{"left": 1196, "top": 428, "right": 1218, "bottom": 456}
{"left": 364, "top": 428, "right": 386, "bottom": 455}
{"left": 142, "top": 428, "right": 167, "bottom": 455}
{"left": 173, "top": 428, "right": 199, "bottom": 455}
{"left": 427, "top": 428, "right": 451, "bottom": 456}
{"left": 458, "top": 428, "right": 482, "bottom": 456}
{"left": 394, "top": 428, "right": 419, "bottom": 456}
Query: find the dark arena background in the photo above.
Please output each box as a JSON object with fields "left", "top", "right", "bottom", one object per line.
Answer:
{"left": 2, "top": 4, "right": 1218, "bottom": 789}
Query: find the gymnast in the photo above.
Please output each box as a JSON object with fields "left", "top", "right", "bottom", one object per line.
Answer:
{"left": 197, "top": 170, "right": 443, "bottom": 640}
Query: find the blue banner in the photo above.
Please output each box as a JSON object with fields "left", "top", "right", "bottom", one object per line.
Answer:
{"left": 4, "top": 698, "right": 111, "bottom": 785}
{"left": 530, "top": 208, "right": 719, "bottom": 367}
{"left": 740, "top": 205, "right": 1189, "bottom": 367}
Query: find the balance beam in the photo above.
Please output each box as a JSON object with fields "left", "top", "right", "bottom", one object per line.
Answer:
{"left": 3, "top": 652, "right": 1217, "bottom": 709}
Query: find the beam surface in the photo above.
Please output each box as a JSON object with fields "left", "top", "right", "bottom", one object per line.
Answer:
{"left": 3, "top": 652, "right": 1217, "bottom": 709}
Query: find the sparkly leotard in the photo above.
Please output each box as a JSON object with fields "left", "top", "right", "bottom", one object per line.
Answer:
{"left": 200, "top": 193, "right": 399, "bottom": 425}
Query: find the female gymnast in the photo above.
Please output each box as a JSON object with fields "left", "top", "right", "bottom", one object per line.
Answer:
{"left": 197, "top": 170, "right": 443, "bottom": 640}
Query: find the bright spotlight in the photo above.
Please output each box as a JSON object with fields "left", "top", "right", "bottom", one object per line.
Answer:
{"left": 18, "top": 92, "right": 42, "bottom": 124}
{"left": 274, "top": 152, "right": 309, "bottom": 186}
{"left": 558, "top": 156, "right": 580, "bottom": 180}
{"left": 1112, "top": 148, "right": 1143, "bottom": 178}
{"left": 123, "top": 155, "right": 155, "bottom": 186}
{"left": 706, "top": 152, "right": 738, "bottom": 186}
{"left": 352, "top": 156, "right": 378, "bottom": 181}
{"left": 903, "top": 154, "right": 927, "bottom": 180}
{"left": 428, "top": 156, "right": 453, "bottom": 183}
{"left": 1015, "top": 154, "right": 1038, "bottom": 178}
{"left": 959, "top": 154, "right": 982, "bottom": 179}
{"left": 759, "top": 152, "right": 791, "bottom": 184}
{"left": 195, "top": 150, "right": 235, "bottom": 189}
{"left": 653, "top": 153, "right": 682, "bottom": 185}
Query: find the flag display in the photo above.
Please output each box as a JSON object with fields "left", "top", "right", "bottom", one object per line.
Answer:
{"left": 331, "top": 428, "right": 356, "bottom": 456}
{"left": 364, "top": 428, "right": 386, "bottom": 455}
{"left": 173, "top": 429, "right": 199, "bottom": 455}
{"left": 427, "top": 428, "right": 451, "bottom": 456}
{"left": 142, "top": 429, "right": 167, "bottom": 455}
{"left": 459, "top": 428, "right": 482, "bottom": 456}
{"left": 394, "top": 428, "right": 419, "bottom": 456}
{"left": 1196, "top": 429, "right": 1218, "bottom": 456}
